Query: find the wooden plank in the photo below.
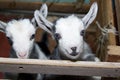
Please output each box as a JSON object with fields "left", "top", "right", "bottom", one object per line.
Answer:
{"left": 108, "top": 46, "right": 120, "bottom": 56}
{"left": 115, "top": 0, "right": 120, "bottom": 44}
{"left": 97, "top": 0, "right": 116, "bottom": 45}
{"left": 95, "top": 0, "right": 116, "bottom": 62}
{"left": 0, "top": 58, "right": 119, "bottom": 77}
{"left": 0, "top": 0, "right": 90, "bottom": 13}
{"left": 106, "top": 45, "right": 120, "bottom": 62}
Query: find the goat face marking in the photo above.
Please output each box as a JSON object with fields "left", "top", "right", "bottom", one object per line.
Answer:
{"left": 6, "top": 19, "right": 36, "bottom": 59}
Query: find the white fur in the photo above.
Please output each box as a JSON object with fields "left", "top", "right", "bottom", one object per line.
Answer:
{"left": 34, "top": 3, "right": 101, "bottom": 80}
{"left": 34, "top": 2, "right": 98, "bottom": 60}
{"left": 82, "top": 2, "right": 98, "bottom": 29}
{"left": 0, "top": 4, "right": 48, "bottom": 59}
{"left": 39, "top": 3, "right": 48, "bottom": 18}
{"left": 6, "top": 19, "right": 36, "bottom": 59}
{"left": 0, "top": 4, "right": 49, "bottom": 80}
{"left": 56, "top": 15, "right": 84, "bottom": 56}
{"left": 32, "top": 3, "right": 48, "bottom": 26}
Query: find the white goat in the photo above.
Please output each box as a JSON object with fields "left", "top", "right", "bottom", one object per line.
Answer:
{"left": 34, "top": 2, "right": 101, "bottom": 80}
{"left": 34, "top": 2, "right": 99, "bottom": 61}
{"left": 0, "top": 4, "right": 48, "bottom": 80}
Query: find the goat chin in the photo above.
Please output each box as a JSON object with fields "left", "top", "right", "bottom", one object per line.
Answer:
{"left": 4, "top": 43, "right": 48, "bottom": 80}
{"left": 46, "top": 42, "right": 101, "bottom": 80}
{"left": 51, "top": 41, "right": 100, "bottom": 61}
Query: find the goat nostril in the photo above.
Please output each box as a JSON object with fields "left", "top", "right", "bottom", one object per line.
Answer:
{"left": 71, "top": 47, "right": 77, "bottom": 52}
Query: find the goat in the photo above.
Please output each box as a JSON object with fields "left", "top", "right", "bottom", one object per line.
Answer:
{"left": 34, "top": 2, "right": 99, "bottom": 63}
{"left": 0, "top": 4, "right": 49, "bottom": 80}
{"left": 34, "top": 2, "right": 101, "bottom": 80}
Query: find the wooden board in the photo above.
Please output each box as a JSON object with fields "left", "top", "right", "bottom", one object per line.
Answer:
{"left": 97, "top": 0, "right": 116, "bottom": 45}
{"left": 115, "top": 0, "right": 120, "bottom": 44}
{"left": 95, "top": 0, "right": 116, "bottom": 62}
{"left": 108, "top": 46, "right": 120, "bottom": 56}
{"left": 0, "top": 58, "right": 120, "bottom": 77}
{"left": 107, "top": 45, "right": 120, "bottom": 62}
{"left": 0, "top": 0, "right": 90, "bottom": 14}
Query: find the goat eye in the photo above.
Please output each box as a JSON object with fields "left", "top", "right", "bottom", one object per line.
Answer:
{"left": 80, "top": 30, "right": 85, "bottom": 36}
{"left": 54, "top": 33, "right": 61, "bottom": 40}
{"left": 30, "top": 34, "right": 35, "bottom": 40}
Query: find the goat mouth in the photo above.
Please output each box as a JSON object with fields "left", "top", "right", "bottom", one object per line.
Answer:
{"left": 66, "top": 50, "right": 79, "bottom": 57}
{"left": 18, "top": 53, "right": 28, "bottom": 59}
{"left": 58, "top": 49, "right": 81, "bottom": 61}
{"left": 69, "top": 52, "right": 79, "bottom": 56}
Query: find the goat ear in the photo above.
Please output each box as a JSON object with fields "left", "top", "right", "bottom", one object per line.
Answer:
{"left": 82, "top": 2, "right": 98, "bottom": 29}
{"left": 0, "top": 21, "right": 7, "bottom": 33}
{"left": 39, "top": 3, "right": 48, "bottom": 18}
{"left": 31, "top": 4, "right": 48, "bottom": 28}
{"left": 34, "top": 10, "right": 53, "bottom": 35}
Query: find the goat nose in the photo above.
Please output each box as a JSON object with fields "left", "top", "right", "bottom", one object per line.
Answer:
{"left": 71, "top": 47, "right": 77, "bottom": 52}
{"left": 19, "top": 53, "right": 27, "bottom": 58}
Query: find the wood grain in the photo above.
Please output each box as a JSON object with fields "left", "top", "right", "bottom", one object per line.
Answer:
{"left": 115, "top": 0, "right": 120, "bottom": 44}
{"left": 108, "top": 46, "right": 120, "bottom": 56}
{"left": 0, "top": 0, "right": 90, "bottom": 13}
{"left": 106, "top": 45, "right": 120, "bottom": 62}
{"left": 97, "top": 0, "right": 116, "bottom": 45}
{"left": 0, "top": 58, "right": 119, "bottom": 77}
